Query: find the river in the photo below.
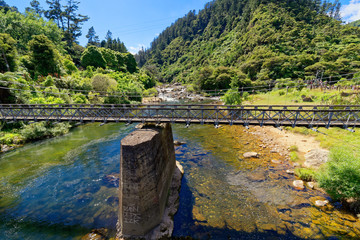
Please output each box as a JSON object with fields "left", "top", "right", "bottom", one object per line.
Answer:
{"left": 0, "top": 122, "right": 359, "bottom": 239}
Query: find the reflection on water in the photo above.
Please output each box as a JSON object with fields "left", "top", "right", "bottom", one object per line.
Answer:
{"left": 0, "top": 123, "right": 359, "bottom": 239}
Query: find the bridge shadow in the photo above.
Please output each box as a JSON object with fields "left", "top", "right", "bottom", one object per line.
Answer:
{"left": 172, "top": 176, "right": 309, "bottom": 240}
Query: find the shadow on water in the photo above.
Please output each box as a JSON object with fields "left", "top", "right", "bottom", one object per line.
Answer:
{"left": 172, "top": 175, "right": 306, "bottom": 240}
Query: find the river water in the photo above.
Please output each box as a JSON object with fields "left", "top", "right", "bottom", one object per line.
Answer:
{"left": 0, "top": 123, "right": 359, "bottom": 239}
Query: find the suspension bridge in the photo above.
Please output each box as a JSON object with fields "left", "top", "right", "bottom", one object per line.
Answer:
{"left": 1, "top": 104, "right": 359, "bottom": 129}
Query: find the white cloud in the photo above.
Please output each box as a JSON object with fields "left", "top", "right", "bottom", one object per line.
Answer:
{"left": 341, "top": 0, "right": 360, "bottom": 22}
{"left": 128, "top": 44, "right": 145, "bottom": 55}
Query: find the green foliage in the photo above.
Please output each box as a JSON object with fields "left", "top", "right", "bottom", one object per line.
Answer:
{"left": 28, "top": 34, "right": 61, "bottom": 78}
{"left": 63, "top": 58, "right": 78, "bottom": 75}
{"left": 0, "top": 33, "right": 17, "bottom": 72}
{"left": 290, "top": 151, "right": 300, "bottom": 162}
{"left": 143, "top": 87, "right": 158, "bottom": 97}
{"left": 142, "top": 0, "right": 360, "bottom": 87}
{"left": 91, "top": 74, "right": 117, "bottom": 92}
{"left": 80, "top": 46, "right": 106, "bottom": 69}
{"left": 221, "top": 89, "right": 244, "bottom": 105}
{"left": 295, "top": 168, "right": 316, "bottom": 182}
{"left": 289, "top": 145, "right": 298, "bottom": 152}
{"left": 0, "top": 133, "right": 24, "bottom": 145}
{"left": 20, "top": 122, "right": 71, "bottom": 141}
{"left": 318, "top": 147, "right": 360, "bottom": 201}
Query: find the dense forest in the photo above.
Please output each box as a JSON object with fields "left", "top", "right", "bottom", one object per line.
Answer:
{"left": 0, "top": 0, "right": 156, "bottom": 146}
{"left": 138, "top": 0, "right": 360, "bottom": 91}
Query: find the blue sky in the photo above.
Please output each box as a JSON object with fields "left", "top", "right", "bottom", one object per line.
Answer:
{"left": 10, "top": 0, "right": 360, "bottom": 54}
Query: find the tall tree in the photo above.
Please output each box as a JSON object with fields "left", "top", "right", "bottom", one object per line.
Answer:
{"left": 63, "top": 0, "right": 89, "bottom": 46}
{"left": 26, "top": 0, "right": 43, "bottom": 17}
{"left": 86, "top": 26, "right": 100, "bottom": 46}
{"left": 105, "top": 30, "right": 113, "bottom": 49}
{"left": 44, "top": 0, "right": 64, "bottom": 29}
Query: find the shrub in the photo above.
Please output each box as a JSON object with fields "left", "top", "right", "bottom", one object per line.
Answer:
{"left": 289, "top": 145, "right": 298, "bottom": 152}
{"left": 28, "top": 34, "right": 61, "bottom": 78}
{"left": 221, "top": 89, "right": 243, "bottom": 105}
{"left": 143, "top": 87, "right": 158, "bottom": 97}
{"left": 0, "top": 33, "right": 17, "bottom": 72}
{"left": 80, "top": 46, "right": 106, "bottom": 69}
{"left": 63, "top": 58, "right": 78, "bottom": 75}
{"left": 91, "top": 74, "right": 117, "bottom": 92}
{"left": 317, "top": 147, "right": 360, "bottom": 201}
{"left": 295, "top": 168, "right": 316, "bottom": 182}
{"left": 290, "top": 151, "right": 300, "bottom": 162}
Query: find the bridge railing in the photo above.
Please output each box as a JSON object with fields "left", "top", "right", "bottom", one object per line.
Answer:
{"left": 0, "top": 104, "right": 359, "bottom": 128}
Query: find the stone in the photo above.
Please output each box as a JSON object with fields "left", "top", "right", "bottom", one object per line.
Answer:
{"left": 102, "top": 173, "right": 120, "bottom": 188}
{"left": 173, "top": 140, "right": 186, "bottom": 146}
{"left": 293, "top": 162, "right": 300, "bottom": 167}
{"left": 307, "top": 182, "right": 315, "bottom": 189}
{"left": 304, "top": 149, "right": 329, "bottom": 169}
{"left": 293, "top": 180, "right": 304, "bottom": 189}
{"left": 270, "top": 149, "right": 278, "bottom": 153}
{"left": 271, "top": 159, "right": 281, "bottom": 164}
{"left": 81, "top": 228, "right": 108, "bottom": 240}
{"left": 243, "top": 152, "right": 259, "bottom": 158}
{"left": 286, "top": 170, "right": 295, "bottom": 175}
{"left": 117, "top": 123, "right": 176, "bottom": 239}
{"left": 315, "top": 200, "right": 329, "bottom": 207}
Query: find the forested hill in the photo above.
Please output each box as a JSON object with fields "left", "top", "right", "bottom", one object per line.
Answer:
{"left": 139, "top": 0, "right": 360, "bottom": 90}
{"left": 349, "top": 19, "right": 360, "bottom": 27}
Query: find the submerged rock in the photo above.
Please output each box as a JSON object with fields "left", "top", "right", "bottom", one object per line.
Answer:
{"left": 102, "top": 173, "right": 120, "bottom": 188}
{"left": 81, "top": 228, "right": 108, "bottom": 240}
{"left": 304, "top": 149, "right": 329, "bottom": 169}
{"left": 271, "top": 159, "right": 281, "bottom": 164}
{"left": 243, "top": 152, "right": 259, "bottom": 158}
{"left": 174, "top": 140, "right": 186, "bottom": 146}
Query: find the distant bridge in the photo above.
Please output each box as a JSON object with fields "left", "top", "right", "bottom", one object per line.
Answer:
{"left": 1, "top": 104, "right": 359, "bottom": 129}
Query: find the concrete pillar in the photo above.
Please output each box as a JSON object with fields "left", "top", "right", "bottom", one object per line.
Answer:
{"left": 118, "top": 123, "right": 176, "bottom": 238}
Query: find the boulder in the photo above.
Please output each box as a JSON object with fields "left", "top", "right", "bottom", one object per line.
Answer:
{"left": 315, "top": 200, "right": 329, "bottom": 207}
{"left": 286, "top": 170, "right": 295, "bottom": 175}
{"left": 293, "top": 180, "right": 304, "bottom": 189}
{"left": 243, "top": 152, "right": 259, "bottom": 158}
{"left": 304, "top": 149, "right": 329, "bottom": 169}
{"left": 307, "top": 182, "right": 315, "bottom": 189}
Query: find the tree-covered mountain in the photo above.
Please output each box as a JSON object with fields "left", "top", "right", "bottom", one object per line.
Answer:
{"left": 140, "top": 0, "right": 360, "bottom": 90}
{"left": 348, "top": 19, "right": 360, "bottom": 27}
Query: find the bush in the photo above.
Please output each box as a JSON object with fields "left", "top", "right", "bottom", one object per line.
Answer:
{"left": 221, "top": 89, "right": 243, "bottom": 105}
{"left": 295, "top": 168, "right": 316, "bottom": 182}
{"left": 289, "top": 145, "right": 298, "bottom": 152}
{"left": 20, "top": 122, "right": 71, "bottom": 141}
{"left": 143, "top": 87, "right": 158, "bottom": 97}
{"left": 318, "top": 147, "right": 360, "bottom": 201}
{"left": 28, "top": 34, "right": 61, "bottom": 78}
{"left": 91, "top": 74, "right": 117, "bottom": 92}
{"left": 290, "top": 151, "right": 300, "bottom": 162}
{"left": 81, "top": 46, "right": 106, "bottom": 69}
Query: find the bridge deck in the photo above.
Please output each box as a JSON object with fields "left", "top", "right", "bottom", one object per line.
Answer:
{"left": 1, "top": 104, "right": 359, "bottom": 128}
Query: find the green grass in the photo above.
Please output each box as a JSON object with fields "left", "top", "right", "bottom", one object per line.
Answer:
{"left": 245, "top": 88, "right": 357, "bottom": 106}
{"left": 289, "top": 145, "right": 298, "bottom": 152}
{"left": 290, "top": 151, "right": 300, "bottom": 162}
{"left": 317, "top": 147, "right": 360, "bottom": 201}
{"left": 295, "top": 168, "right": 316, "bottom": 182}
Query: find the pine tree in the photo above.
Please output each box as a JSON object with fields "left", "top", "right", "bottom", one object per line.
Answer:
{"left": 86, "top": 26, "right": 100, "bottom": 46}
{"left": 45, "top": 0, "right": 64, "bottom": 29}
{"left": 28, "top": 0, "right": 43, "bottom": 17}
{"left": 63, "top": 0, "right": 89, "bottom": 46}
{"left": 105, "top": 30, "right": 113, "bottom": 49}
